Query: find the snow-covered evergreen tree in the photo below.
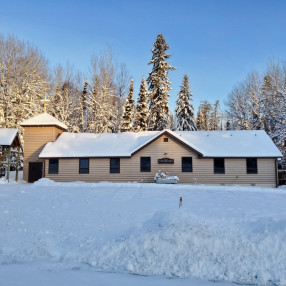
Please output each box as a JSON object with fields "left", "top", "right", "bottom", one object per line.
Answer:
{"left": 147, "top": 34, "right": 175, "bottom": 130}
{"left": 86, "top": 75, "right": 102, "bottom": 133}
{"left": 197, "top": 100, "right": 212, "bottom": 130}
{"left": 225, "top": 120, "right": 231, "bottom": 130}
{"left": 209, "top": 100, "right": 221, "bottom": 130}
{"left": 134, "top": 76, "right": 149, "bottom": 132}
{"left": 120, "top": 79, "right": 136, "bottom": 132}
{"left": 196, "top": 107, "right": 203, "bottom": 130}
{"left": 261, "top": 74, "right": 280, "bottom": 134}
{"left": 47, "top": 65, "right": 81, "bottom": 132}
{"left": 79, "top": 79, "right": 89, "bottom": 132}
{"left": 87, "top": 50, "right": 119, "bottom": 133}
{"left": 115, "top": 63, "right": 131, "bottom": 132}
{"left": 175, "top": 75, "right": 196, "bottom": 131}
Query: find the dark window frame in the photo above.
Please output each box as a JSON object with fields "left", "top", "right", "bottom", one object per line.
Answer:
{"left": 79, "top": 158, "right": 89, "bottom": 174}
{"left": 48, "top": 158, "right": 59, "bottom": 174}
{"left": 140, "top": 157, "right": 151, "bottom": 172}
{"left": 110, "top": 158, "right": 120, "bottom": 173}
{"left": 164, "top": 138, "right": 168, "bottom": 142}
{"left": 214, "top": 158, "right": 225, "bottom": 174}
{"left": 182, "top": 157, "right": 192, "bottom": 172}
{"left": 246, "top": 158, "right": 258, "bottom": 174}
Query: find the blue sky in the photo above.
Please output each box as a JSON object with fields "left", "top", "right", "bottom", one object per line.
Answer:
{"left": 1, "top": 0, "right": 286, "bottom": 112}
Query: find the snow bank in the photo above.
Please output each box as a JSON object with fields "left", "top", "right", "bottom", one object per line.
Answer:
{"left": 0, "top": 182, "right": 286, "bottom": 285}
{"left": 90, "top": 211, "right": 286, "bottom": 285}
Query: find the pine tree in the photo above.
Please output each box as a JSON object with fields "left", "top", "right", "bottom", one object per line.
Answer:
{"left": 80, "top": 79, "right": 89, "bottom": 132}
{"left": 47, "top": 65, "right": 81, "bottom": 132}
{"left": 209, "top": 100, "right": 221, "bottom": 130}
{"left": 89, "top": 50, "right": 119, "bottom": 133}
{"left": 134, "top": 76, "right": 149, "bottom": 132}
{"left": 147, "top": 34, "right": 175, "bottom": 130}
{"left": 261, "top": 74, "right": 277, "bottom": 134}
{"left": 175, "top": 75, "right": 196, "bottom": 131}
{"left": 121, "top": 79, "right": 136, "bottom": 132}
{"left": 115, "top": 63, "right": 131, "bottom": 132}
{"left": 86, "top": 75, "right": 101, "bottom": 133}
{"left": 197, "top": 100, "right": 212, "bottom": 130}
{"left": 196, "top": 107, "right": 203, "bottom": 130}
{"left": 225, "top": 119, "right": 231, "bottom": 130}
{"left": 249, "top": 89, "right": 264, "bottom": 130}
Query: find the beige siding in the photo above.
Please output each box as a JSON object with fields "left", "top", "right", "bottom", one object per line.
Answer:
{"left": 23, "top": 126, "right": 63, "bottom": 181}
{"left": 44, "top": 134, "right": 277, "bottom": 187}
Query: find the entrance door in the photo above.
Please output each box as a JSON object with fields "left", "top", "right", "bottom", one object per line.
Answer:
{"left": 28, "top": 162, "right": 43, "bottom": 183}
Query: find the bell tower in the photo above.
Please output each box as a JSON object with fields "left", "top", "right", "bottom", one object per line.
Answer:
{"left": 20, "top": 113, "right": 67, "bottom": 182}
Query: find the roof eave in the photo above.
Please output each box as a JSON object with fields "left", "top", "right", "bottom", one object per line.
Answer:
{"left": 39, "top": 155, "right": 132, "bottom": 159}
{"left": 20, "top": 124, "right": 67, "bottom": 131}
{"left": 202, "top": 155, "right": 282, "bottom": 159}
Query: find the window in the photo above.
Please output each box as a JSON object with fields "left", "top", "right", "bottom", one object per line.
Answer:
{"left": 79, "top": 158, "right": 89, "bottom": 174}
{"left": 182, "top": 157, "right": 192, "bottom": 172}
{"left": 247, "top": 158, "right": 257, "bottom": 174}
{"left": 49, "top": 159, "right": 58, "bottom": 174}
{"left": 164, "top": 138, "right": 168, "bottom": 142}
{"left": 141, "top": 157, "right": 151, "bottom": 172}
{"left": 214, "top": 158, "right": 225, "bottom": 174}
{"left": 110, "top": 158, "right": 120, "bottom": 173}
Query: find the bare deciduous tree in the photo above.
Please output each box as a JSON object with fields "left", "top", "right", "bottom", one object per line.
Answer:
{"left": 0, "top": 34, "right": 49, "bottom": 131}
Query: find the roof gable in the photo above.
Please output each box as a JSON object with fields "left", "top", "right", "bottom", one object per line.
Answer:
{"left": 130, "top": 130, "right": 203, "bottom": 156}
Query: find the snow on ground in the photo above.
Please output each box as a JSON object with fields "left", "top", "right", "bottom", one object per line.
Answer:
{"left": 0, "top": 175, "right": 286, "bottom": 285}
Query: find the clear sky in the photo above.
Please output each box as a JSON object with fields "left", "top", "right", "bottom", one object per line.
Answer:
{"left": 1, "top": 0, "right": 286, "bottom": 112}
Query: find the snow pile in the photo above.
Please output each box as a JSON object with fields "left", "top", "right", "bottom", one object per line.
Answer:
{"left": 90, "top": 211, "right": 286, "bottom": 285}
{"left": 0, "top": 182, "right": 286, "bottom": 285}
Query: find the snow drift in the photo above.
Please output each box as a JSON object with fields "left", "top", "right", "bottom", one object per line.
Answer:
{"left": 0, "top": 180, "right": 286, "bottom": 285}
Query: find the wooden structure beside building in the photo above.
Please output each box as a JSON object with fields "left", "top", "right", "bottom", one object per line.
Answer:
{"left": 21, "top": 113, "right": 282, "bottom": 187}
{"left": 0, "top": 129, "right": 22, "bottom": 182}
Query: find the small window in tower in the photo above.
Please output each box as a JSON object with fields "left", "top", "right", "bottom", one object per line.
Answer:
{"left": 164, "top": 138, "right": 168, "bottom": 142}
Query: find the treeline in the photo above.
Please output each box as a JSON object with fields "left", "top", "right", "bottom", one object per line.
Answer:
{"left": 0, "top": 34, "right": 197, "bottom": 134}
{"left": 0, "top": 34, "right": 133, "bottom": 133}
{"left": 225, "top": 61, "right": 286, "bottom": 165}
{"left": 0, "top": 34, "right": 285, "bottom": 164}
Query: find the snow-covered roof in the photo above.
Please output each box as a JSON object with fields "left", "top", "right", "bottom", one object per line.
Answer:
{"left": 0, "top": 129, "right": 19, "bottom": 146}
{"left": 39, "top": 129, "right": 282, "bottom": 158}
{"left": 39, "top": 131, "right": 159, "bottom": 158}
{"left": 175, "top": 130, "right": 282, "bottom": 158}
{"left": 20, "top": 113, "right": 68, "bottom": 130}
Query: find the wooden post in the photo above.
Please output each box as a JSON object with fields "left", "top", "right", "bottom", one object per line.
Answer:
{"left": 6, "top": 146, "right": 11, "bottom": 182}
{"left": 15, "top": 146, "right": 20, "bottom": 182}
